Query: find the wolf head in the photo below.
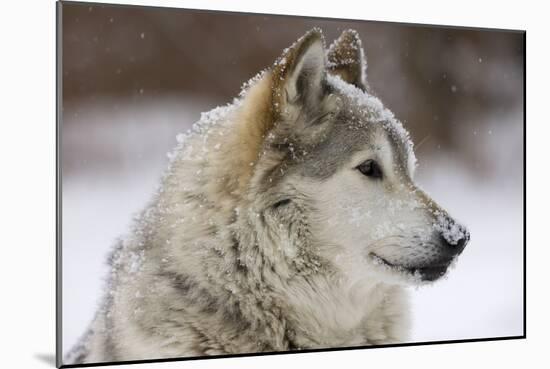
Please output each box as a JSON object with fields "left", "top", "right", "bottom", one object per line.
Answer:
{"left": 187, "top": 28, "right": 469, "bottom": 286}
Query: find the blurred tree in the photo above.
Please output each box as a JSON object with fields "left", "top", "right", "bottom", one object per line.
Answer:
{"left": 61, "top": 3, "right": 524, "bottom": 175}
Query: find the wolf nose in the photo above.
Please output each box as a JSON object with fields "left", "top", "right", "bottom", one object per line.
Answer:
{"left": 435, "top": 217, "right": 470, "bottom": 255}
{"left": 443, "top": 229, "right": 469, "bottom": 254}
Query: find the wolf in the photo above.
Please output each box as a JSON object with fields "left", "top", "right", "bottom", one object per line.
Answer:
{"left": 65, "top": 28, "right": 469, "bottom": 364}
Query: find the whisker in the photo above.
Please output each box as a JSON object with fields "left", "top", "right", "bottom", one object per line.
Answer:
{"left": 365, "top": 235, "right": 406, "bottom": 249}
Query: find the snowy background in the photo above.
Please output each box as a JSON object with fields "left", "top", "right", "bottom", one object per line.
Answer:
{"left": 60, "top": 3, "right": 524, "bottom": 356}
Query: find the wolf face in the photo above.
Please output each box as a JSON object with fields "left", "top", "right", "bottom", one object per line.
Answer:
{"left": 244, "top": 29, "right": 470, "bottom": 286}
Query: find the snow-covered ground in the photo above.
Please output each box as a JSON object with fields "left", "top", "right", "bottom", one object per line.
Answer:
{"left": 61, "top": 98, "right": 524, "bottom": 354}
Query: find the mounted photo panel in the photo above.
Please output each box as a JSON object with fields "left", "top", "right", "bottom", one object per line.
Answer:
{"left": 57, "top": 1, "right": 525, "bottom": 367}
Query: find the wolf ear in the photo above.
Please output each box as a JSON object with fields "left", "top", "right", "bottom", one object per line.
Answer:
{"left": 326, "top": 29, "right": 367, "bottom": 90}
{"left": 272, "top": 28, "right": 327, "bottom": 118}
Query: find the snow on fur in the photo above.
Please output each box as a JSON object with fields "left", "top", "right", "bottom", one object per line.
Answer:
{"left": 326, "top": 73, "right": 417, "bottom": 172}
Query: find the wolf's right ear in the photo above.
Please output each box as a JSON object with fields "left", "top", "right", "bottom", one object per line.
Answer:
{"left": 271, "top": 28, "right": 327, "bottom": 118}
{"left": 326, "top": 29, "right": 367, "bottom": 91}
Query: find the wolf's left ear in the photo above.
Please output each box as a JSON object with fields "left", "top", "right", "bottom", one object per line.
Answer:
{"left": 272, "top": 28, "right": 327, "bottom": 118}
{"left": 326, "top": 29, "right": 367, "bottom": 91}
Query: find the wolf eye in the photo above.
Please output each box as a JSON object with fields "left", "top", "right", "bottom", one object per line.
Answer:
{"left": 356, "top": 159, "right": 382, "bottom": 179}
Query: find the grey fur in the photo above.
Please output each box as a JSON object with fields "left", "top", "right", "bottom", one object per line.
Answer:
{"left": 65, "top": 28, "right": 469, "bottom": 365}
